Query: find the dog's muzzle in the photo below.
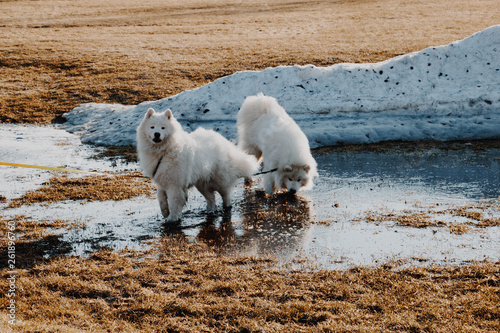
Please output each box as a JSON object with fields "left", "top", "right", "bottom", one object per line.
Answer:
{"left": 153, "top": 133, "right": 162, "bottom": 143}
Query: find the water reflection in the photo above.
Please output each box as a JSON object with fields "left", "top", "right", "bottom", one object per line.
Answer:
{"left": 315, "top": 147, "right": 500, "bottom": 199}
{"left": 197, "top": 210, "right": 236, "bottom": 248}
{"left": 197, "top": 188, "right": 311, "bottom": 256}
{"left": 156, "top": 145, "right": 500, "bottom": 268}
{"left": 159, "top": 188, "right": 313, "bottom": 258}
{"left": 235, "top": 189, "right": 312, "bottom": 256}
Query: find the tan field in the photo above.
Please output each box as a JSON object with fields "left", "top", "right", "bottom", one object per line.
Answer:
{"left": 1, "top": 0, "right": 499, "bottom": 123}
{"left": 1, "top": 0, "right": 499, "bottom": 332}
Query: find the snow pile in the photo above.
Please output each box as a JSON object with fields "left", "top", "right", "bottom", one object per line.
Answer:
{"left": 62, "top": 25, "right": 500, "bottom": 147}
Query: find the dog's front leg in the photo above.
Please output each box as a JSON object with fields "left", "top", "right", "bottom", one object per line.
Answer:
{"left": 165, "top": 187, "right": 188, "bottom": 222}
{"left": 157, "top": 187, "right": 169, "bottom": 218}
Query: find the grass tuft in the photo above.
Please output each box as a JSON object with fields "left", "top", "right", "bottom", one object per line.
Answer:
{"left": 8, "top": 172, "right": 154, "bottom": 208}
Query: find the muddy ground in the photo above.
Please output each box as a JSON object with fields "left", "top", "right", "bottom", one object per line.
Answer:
{"left": 1, "top": 0, "right": 499, "bottom": 332}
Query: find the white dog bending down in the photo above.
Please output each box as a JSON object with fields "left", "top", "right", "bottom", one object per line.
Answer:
{"left": 137, "top": 108, "right": 259, "bottom": 222}
{"left": 237, "top": 93, "right": 318, "bottom": 195}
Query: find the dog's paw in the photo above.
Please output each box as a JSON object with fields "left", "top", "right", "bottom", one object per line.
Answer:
{"left": 161, "top": 209, "right": 170, "bottom": 218}
{"left": 166, "top": 214, "right": 181, "bottom": 222}
{"left": 264, "top": 186, "right": 275, "bottom": 195}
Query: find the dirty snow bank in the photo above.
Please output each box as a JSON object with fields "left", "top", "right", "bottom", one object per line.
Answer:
{"left": 62, "top": 25, "right": 500, "bottom": 148}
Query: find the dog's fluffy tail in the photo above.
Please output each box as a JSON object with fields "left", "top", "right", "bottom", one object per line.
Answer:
{"left": 237, "top": 93, "right": 287, "bottom": 127}
{"left": 227, "top": 148, "right": 260, "bottom": 179}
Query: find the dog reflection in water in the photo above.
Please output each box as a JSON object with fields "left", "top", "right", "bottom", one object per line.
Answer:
{"left": 197, "top": 210, "right": 237, "bottom": 248}
{"left": 240, "top": 189, "right": 311, "bottom": 226}
{"left": 198, "top": 190, "right": 312, "bottom": 253}
{"left": 164, "top": 190, "right": 312, "bottom": 254}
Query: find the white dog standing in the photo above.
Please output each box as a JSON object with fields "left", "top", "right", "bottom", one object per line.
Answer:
{"left": 237, "top": 93, "right": 318, "bottom": 195}
{"left": 137, "top": 108, "right": 259, "bottom": 221}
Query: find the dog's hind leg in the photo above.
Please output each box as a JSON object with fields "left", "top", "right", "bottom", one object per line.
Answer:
{"left": 197, "top": 184, "right": 217, "bottom": 213}
{"left": 157, "top": 188, "right": 169, "bottom": 218}
{"left": 165, "top": 187, "right": 188, "bottom": 222}
{"left": 218, "top": 186, "right": 233, "bottom": 208}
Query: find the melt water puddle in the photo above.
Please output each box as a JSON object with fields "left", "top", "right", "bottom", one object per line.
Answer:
{"left": 1, "top": 125, "right": 499, "bottom": 269}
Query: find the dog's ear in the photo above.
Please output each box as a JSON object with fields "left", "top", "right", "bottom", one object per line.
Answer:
{"left": 302, "top": 165, "right": 311, "bottom": 172}
{"left": 165, "top": 109, "right": 173, "bottom": 120}
{"left": 283, "top": 165, "right": 293, "bottom": 173}
{"left": 145, "top": 108, "right": 155, "bottom": 118}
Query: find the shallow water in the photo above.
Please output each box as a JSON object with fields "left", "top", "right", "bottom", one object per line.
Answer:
{"left": 1, "top": 125, "right": 499, "bottom": 269}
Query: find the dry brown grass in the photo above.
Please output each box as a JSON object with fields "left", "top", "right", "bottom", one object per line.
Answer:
{"left": 452, "top": 204, "right": 500, "bottom": 228}
{"left": 315, "top": 139, "right": 500, "bottom": 154}
{"left": 7, "top": 172, "right": 154, "bottom": 208}
{"left": 91, "top": 145, "right": 139, "bottom": 163}
{"left": 0, "top": 215, "right": 82, "bottom": 270}
{"left": 0, "top": 215, "right": 69, "bottom": 246}
{"left": 1, "top": 184, "right": 498, "bottom": 331}
{"left": 1, "top": 0, "right": 499, "bottom": 123}
{"left": 361, "top": 199, "right": 500, "bottom": 232}
{"left": 0, "top": 236, "right": 498, "bottom": 332}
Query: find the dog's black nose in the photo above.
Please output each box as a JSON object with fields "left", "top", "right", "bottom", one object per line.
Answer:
{"left": 153, "top": 132, "right": 162, "bottom": 143}
{"left": 289, "top": 189, "right": 297, "bottom": 194}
